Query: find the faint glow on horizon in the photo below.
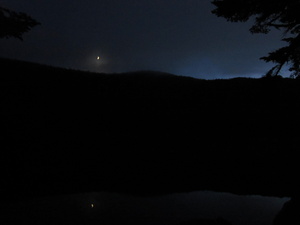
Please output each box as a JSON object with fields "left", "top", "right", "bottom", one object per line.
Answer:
{"left": 82, "top": 53, "right": 111, "bottom": 73}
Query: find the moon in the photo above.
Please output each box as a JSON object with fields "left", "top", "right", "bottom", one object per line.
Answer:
{"left": 96, "top": 56, "right": 100, "bottom": 60}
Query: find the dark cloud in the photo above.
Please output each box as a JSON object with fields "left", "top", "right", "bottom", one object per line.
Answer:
{"left": 0, "top": 0, "right": 286, "bottom": 78}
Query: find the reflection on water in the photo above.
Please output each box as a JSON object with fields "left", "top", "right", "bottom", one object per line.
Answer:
{"left": 1, "top": 191, "right": 289, "bottom": 225}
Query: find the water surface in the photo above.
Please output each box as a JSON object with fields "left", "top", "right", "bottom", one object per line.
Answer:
{"left": 2, "top": 191, "right": 289, "bottom": 225}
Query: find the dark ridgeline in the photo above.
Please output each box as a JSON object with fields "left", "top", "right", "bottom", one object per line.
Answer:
{"left": 1, "top": 57, "right": 300, "bottom": 200}
{"left": 2, "top": 57, "right": 300, "bottom": 225}
{"left": 0, "top": 58, "right": 297, "bottom": 225}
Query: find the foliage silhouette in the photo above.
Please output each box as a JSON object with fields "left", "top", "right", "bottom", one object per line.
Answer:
{"left": 212, "top": 0, "right": 300, "bottom": 78}
{"left": 0, "top": 6, "right": 40, "bottom": 40}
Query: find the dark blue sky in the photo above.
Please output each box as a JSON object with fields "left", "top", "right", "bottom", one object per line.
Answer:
{"left": 0, "top": 0, "right": 287, "bottom": 79}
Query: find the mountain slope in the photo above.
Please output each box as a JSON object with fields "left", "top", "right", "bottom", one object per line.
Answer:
{"left": 1, "top": 58, "right": 300, "bottom": 200}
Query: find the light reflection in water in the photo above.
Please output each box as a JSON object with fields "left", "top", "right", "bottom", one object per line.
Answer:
{"left": 1, "top": 191, "right": 290, "bottom": 225}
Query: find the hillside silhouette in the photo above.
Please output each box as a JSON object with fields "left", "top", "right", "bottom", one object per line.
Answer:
{"left": 1, "top": 57, "right": 300, "bottom": 201}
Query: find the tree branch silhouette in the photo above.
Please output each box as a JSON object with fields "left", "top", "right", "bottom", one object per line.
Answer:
{"left": 0, "top": 6, "right": 40, "bottom": 40}
{"left": 212, "top": 0, "right": 300, "bottom": 78}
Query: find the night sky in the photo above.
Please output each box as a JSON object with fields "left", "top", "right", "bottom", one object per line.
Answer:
{"left": 0, "top": 0, "right": 288, "bottom": 79}
{"left": 0, "top": 2, "right": 294, "bottom": 224}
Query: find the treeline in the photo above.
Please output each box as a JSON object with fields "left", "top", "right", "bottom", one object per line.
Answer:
{"left": 1, "top": 57, "right": 300, "bottom": 200}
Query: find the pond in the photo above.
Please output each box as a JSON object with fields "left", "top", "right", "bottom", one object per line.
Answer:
{"left": 1, "top": 191, "right": 289, "bottom": 225}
